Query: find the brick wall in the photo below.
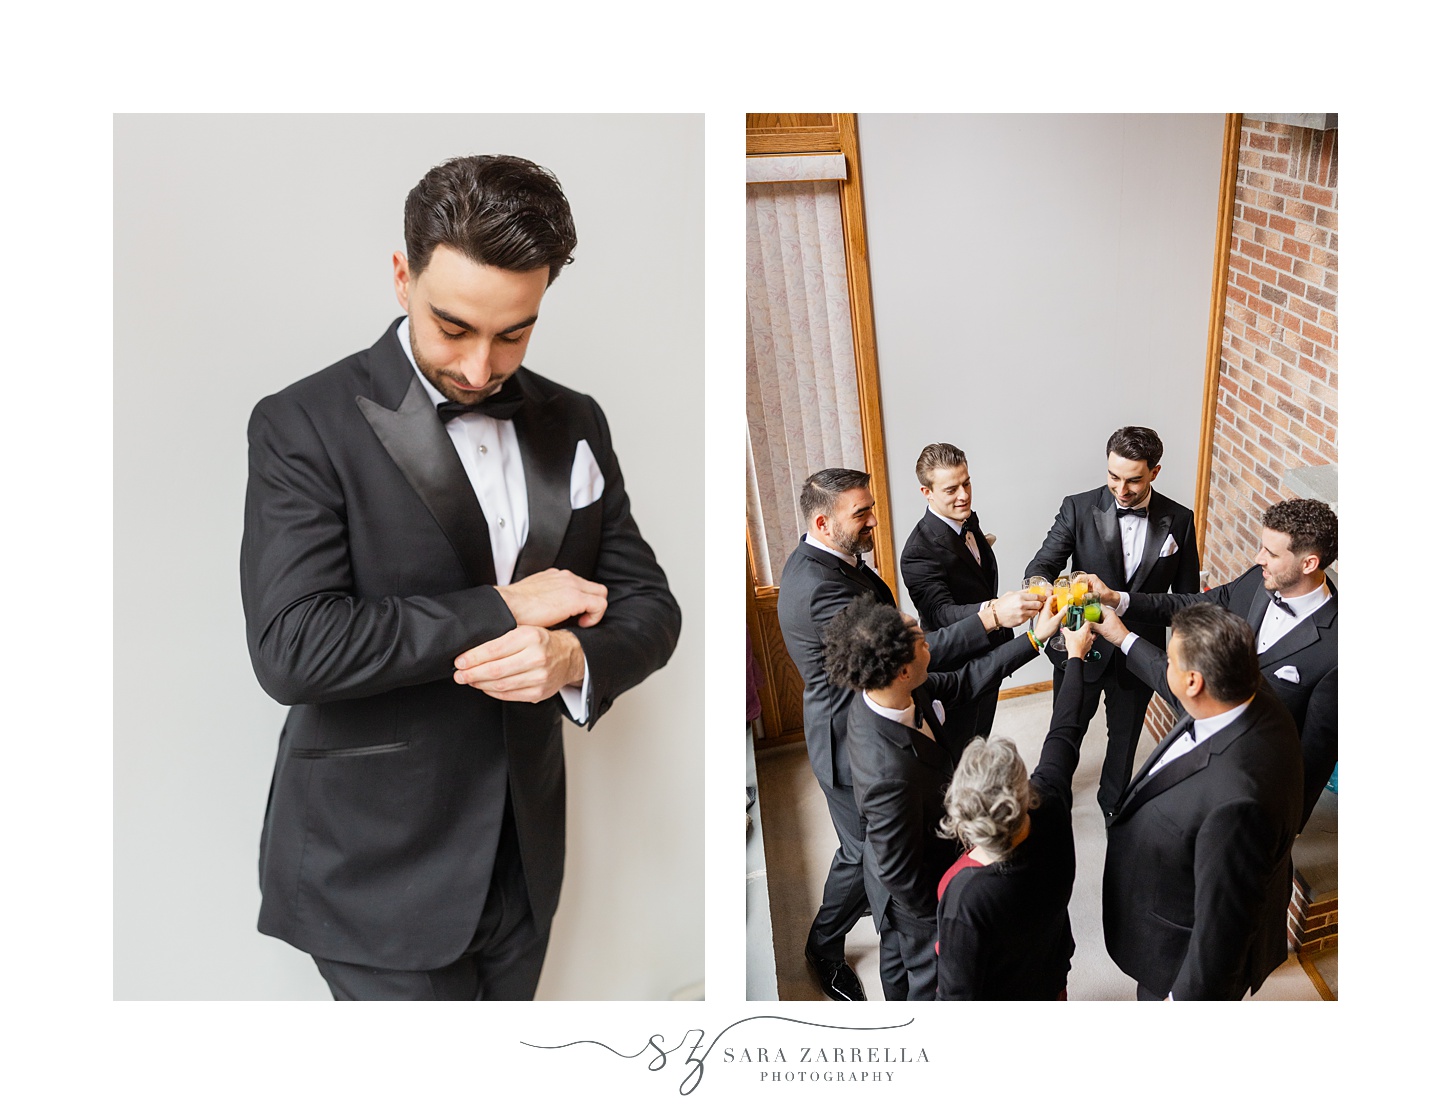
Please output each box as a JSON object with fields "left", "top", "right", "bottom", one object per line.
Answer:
{"left": 1144, "top": 116, "right": 1339, "bottom": 745}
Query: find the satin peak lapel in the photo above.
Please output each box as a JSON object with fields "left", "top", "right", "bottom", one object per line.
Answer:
{"left": 896, "top": 702, "right": 951, "bottom": 774}
{"left": 356, "top": 378, "right": 496, "bottom": 586}
{"left": 1258, "top": 602, "right": 1328, "bottom": 666}
{"left": 1115, "top": 711, "right": 1193, "bottom": 819}
{"left": 1093, "top": 498, "right": 1125, "bottom": 583}
{"left": 857, "top": 560, "right": 897, "bottom": 605}
{"left": 510, "top": 401, "right": 575, "bottom": 581}
{"left": 1246, "top": 583, "right": 1273, "bottom": 634}
{"left": 1121, "top": 737, "right": 1214, "bottom": 815}
{"left": 1129, "top": 509, "right": 1172, "bottom": 592}
{"left": 975, "top": 522, "right": 999, "bottom": 590}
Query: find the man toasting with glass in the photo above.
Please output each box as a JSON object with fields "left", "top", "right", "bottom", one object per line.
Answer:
{"left": 1024, "top": 426, "right": 1199, "bottom": 818}
{"left": 1083, "top": 497, "right": 1337, "bottom": 830}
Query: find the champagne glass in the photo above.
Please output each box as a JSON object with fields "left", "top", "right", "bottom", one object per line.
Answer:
{"left": 1022, "top": 575, "right": 1051, "bottom": 629}
{"left": 1049, "top": 575, "right": 1072, "bottom": 651}
{"left": 1078, "top": 583, "right": 1104, "bottom": 662}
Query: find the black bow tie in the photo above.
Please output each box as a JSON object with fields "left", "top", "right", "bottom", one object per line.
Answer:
{"left": 1271, "top": 593, "right": 1296, "bottom": 616}
{"left": 435, "top": 376, "right": 525, "bottom": 423}
{"left": 912, "top": 706, "right": 936, "bottom": 738}
{"left": 960, "top": 512, "right": 980, "bottom": 539}
{"left": 1115, "top": 505, "right": 1148, "bottom": 519}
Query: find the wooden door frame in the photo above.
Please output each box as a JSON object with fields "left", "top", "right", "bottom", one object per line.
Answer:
{"left": 745, "top": 112, "right": 896, "bottom": 591}
{"left": 1192, "top": 112, "right": 1243, "bottom": 563}
{"left": 746, "top": 112, "right": 893, "bottom": 746}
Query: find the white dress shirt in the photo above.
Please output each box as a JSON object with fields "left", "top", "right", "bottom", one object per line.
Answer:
{"left": 862, "top": 692, "right": 942, "bottom": 741}
{"left": 806, "top": 532, "right": 862, "bottom": 566}
{"left": 1117, "top": 493, "right": 1151, "bottom": 580}
{"left": 928, "top": 505, "right": 981, "bottom": 565}
{"left": 1256, "top": 579, "right": 1331, "bottom": 654}
{"left": 399, "top": 319, "right": 589, "bottom": 722}
{"left": 1143, "top": 696, "right": 1252, "bottom": 781}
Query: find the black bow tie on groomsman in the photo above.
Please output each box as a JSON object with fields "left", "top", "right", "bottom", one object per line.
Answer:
{"left": 960, "top": 512, "right": 980, "bottom": 539}
{"left": 435, "top": 376, "right": 526, "bottom": 423}
{"left": 1115, "top": 505, "right": 1148, "bottom": 519}
{"left": 1270, "top": 592, "right": 1297, "bottom": 616}
{"left": 912, "top": 706, "right": 936, "bottom": 739}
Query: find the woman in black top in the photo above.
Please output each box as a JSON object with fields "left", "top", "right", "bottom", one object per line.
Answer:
{"left": 935, "top": 622, "right": 1095, "bottom": 1000}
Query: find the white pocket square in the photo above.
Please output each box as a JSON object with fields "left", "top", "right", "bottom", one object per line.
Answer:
{"left": 569, "top": 440, "right": 605, "bottom": 509}
{"left": 1160, "top": 534, "right": 1179, "bottom": 557}
{"left": 1274, "top": 665, "right": 1300, "bottom": 683}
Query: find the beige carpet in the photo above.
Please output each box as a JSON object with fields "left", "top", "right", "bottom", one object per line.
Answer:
{"left": 754, "top": 689, "right": 1324, "bottom": 1001}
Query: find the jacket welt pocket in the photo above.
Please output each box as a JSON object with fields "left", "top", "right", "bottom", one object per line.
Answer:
{"left": 289, "top": 741, "right": 410, "bottom": 760}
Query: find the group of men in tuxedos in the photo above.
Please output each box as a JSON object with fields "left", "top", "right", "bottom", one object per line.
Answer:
{"left": 241, "top": 155, "right": 680, "bottom": 1000}
{"left": 776, "top": 426, "right": 1338, "bottom": 1000}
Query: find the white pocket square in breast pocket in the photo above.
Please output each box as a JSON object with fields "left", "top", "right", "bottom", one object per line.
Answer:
{"left": 570, "top": 439, "right": 605, "bottom": 509}
{"left": 1274, "top": 665, "right": 1301, "bottom": 683}
{"left": 1159, "top": 534, "right": 1179, "bottom": 557}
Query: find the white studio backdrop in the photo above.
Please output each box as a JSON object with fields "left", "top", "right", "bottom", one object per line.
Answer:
{"left": 113, "top": 114, "right": 704, "bottom": 1000}
{"left": 858, "top": 113, "right": 1223, "bottom": 686}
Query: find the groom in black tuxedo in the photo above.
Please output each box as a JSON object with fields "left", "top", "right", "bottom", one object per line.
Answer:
{"left": 1024, "top": 426, "right": 1199, "bottom": 816}
{"left": 240, "top": 155, "right": 680, "bottom": 1000}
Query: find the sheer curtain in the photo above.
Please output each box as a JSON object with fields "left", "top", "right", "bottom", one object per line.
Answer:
{"left": 746, "top": 157, "right": 864, "bottom": 586}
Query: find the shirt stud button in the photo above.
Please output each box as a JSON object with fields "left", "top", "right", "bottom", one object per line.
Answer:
{"left": 478, "top": 444, "right": 488, "bottom": 454}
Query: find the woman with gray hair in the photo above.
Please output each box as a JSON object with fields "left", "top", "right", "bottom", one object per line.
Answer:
{"left": 935, "top": 621, "right": 1096, "bottom": 999}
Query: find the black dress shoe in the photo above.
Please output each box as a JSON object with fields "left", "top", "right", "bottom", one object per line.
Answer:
{"left": 804, "top": 948, "right": 865, "bottom": 1001}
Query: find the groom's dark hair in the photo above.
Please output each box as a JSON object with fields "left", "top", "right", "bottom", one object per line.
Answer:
{"left": 404, "top": 154, "right": 577, "bottom": 283}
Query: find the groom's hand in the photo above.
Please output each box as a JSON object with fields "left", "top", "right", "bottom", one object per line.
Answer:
{"left": 496, "top": 568, "right": 607, "bottom": 629}
{"left": 453, "top": 627, "right": 586, "bottom": 702}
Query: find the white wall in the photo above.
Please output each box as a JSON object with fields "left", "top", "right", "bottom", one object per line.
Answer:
{"left": 113, "top": 115, "right": 703, "bottom": 1000}
{"left": 858, "top": 114, "right": 1223, "bottom": 686}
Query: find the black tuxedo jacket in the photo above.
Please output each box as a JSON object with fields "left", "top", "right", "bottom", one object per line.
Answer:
{"left": 777, "top": 538, "right": 997, "bottom": 788}
{"left": 240, "top": 320, "right": 680, "bottom": 970}
{"left": 1025, "top": 486, "right": 1199, "bottom": 681}
{"left": 900, "top": 508, "right": 1012, "bottom": 747}
{"left": 900, "top": 509, "right": 1002, "bottom": 631}
{"left": 1103, "top": 641, "right": 1302, "bottom": 999}
{"left": 846, "top": 639, "right": 1039, "bottom": 931}
{"left": 1125, "top": 566, "right": 1338, "bottom": 827}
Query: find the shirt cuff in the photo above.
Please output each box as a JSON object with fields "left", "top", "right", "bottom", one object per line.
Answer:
{"left": 558, "top": 655, "right": 591, "bottom": 725}
{"left": 1121, "top": 632, "right": 1139, "bottom": 655}
{"left": 1119, "top": 592, "right": 1131, "bottom": 613}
